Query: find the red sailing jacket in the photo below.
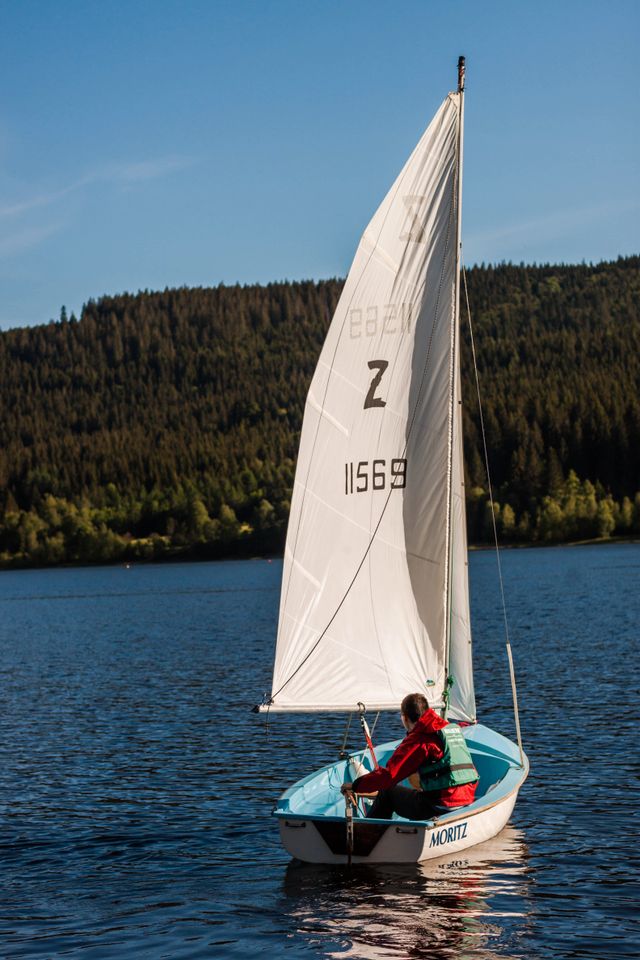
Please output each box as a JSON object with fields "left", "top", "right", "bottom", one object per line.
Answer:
{"left": 352, "top": 709, "right": 478, "bottom": 808}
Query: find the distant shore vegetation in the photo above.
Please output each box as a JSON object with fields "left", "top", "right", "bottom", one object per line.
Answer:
{"left": 1, "top": 256, "right": 639, "bottom": 570}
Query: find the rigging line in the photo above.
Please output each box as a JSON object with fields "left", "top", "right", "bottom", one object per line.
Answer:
{"left": 370, "top": 712, "right": 380, "bottom": 738}
{"left": 462, "top": 263, "right": 524, "bottom": 767}
{"left": 339, "top": 711, "right": 353, "bottom": 757}
{"left": 462, "top": 264, "right": 509, "bottom": 645}
{"left": 269, "top": 147, "right": 458, "bottom": 705}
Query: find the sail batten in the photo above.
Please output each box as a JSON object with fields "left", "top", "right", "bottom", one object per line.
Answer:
{"left": 267, "top": 92, "right": 475, "bottom": 716}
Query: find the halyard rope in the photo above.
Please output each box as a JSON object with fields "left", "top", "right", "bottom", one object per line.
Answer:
{"left": 462, "top": 263, "right": 524, "bottom": 767}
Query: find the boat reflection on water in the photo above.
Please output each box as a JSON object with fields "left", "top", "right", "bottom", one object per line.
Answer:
{"left": 281, "top": 825, "right": 531, "bottom": 960}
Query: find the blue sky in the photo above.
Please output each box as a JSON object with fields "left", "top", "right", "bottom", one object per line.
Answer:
{"left": 0, "top": 0, "right": 637, "bottom": 329}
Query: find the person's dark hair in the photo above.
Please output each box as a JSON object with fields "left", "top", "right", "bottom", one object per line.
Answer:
{"left": 401, "top": 693, "right": 429, "bottom": 723}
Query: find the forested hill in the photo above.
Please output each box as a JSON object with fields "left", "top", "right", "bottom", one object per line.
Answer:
{"left": 1, "top": 256, "right": 639, "bottom": 568}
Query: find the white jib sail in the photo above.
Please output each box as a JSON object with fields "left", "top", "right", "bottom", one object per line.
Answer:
{"left": 267, "top": 92, "right": 475, "bottom": 718}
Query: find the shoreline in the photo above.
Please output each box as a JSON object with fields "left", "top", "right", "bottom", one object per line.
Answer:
{"left": 468, "top": 535, "right": 640, "bottom": 551}
{"left": 1, "top": 534, "right": 639, "bottom": 574}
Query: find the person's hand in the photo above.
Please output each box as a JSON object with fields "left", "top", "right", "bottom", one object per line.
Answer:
{"left": 341, "top": 782, "right": 357, "bottom": 810}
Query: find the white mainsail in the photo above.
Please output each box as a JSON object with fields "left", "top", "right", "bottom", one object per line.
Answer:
{"left": 266, "top": 92, "right": 475, "bottom": 720}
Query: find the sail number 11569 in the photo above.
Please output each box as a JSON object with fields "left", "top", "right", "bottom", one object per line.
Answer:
{"left": 344, "top": 458, "right": 407, "bottom": 495}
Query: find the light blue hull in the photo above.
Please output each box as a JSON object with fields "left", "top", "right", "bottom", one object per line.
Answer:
{"left": 275, "top": 723, "right": 528, "bottom": 863}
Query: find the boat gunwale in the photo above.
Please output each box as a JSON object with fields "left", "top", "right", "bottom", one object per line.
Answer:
{"left": 274, "top": 732, "right": 529, "bottom": 830}
{"left": 276, "top": 724, "right": 522, "bottom": 797}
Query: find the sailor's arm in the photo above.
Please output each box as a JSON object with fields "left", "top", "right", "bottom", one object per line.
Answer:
{"left": 349, "top": 737, "right": 429, "bottom": 793}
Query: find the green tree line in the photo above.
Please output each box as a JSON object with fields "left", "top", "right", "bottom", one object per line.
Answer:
{"left": 0, "top": 257, "right": 638, "bottom": 568}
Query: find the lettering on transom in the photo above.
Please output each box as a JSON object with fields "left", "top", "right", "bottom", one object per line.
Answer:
{"left": 429, "top": 821, "right": 468, "bottom": 848}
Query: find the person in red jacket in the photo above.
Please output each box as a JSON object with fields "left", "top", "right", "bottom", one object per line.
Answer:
{"left": 341, "top": 693, "right": 479, "bottom": 820}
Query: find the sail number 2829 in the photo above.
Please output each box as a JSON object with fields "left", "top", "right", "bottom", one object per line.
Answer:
{"left": 344, "top": 458, "right": 407, "bottom": 495}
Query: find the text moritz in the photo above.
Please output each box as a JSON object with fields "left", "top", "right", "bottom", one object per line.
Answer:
{"left": 429, "top": 821, "right": 468, "bottom": 847}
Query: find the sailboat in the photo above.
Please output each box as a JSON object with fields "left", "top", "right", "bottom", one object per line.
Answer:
{"left": 256, "top": 58, "right": 528, "bottom": 864}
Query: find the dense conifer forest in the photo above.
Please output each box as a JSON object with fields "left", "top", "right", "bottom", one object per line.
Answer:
{"left": 0, "top": 256, "right": 639, "bottom": 568}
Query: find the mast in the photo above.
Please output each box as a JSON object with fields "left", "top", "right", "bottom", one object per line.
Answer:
{"left": 443, "top": 56, "right": 465, "bottom": 715}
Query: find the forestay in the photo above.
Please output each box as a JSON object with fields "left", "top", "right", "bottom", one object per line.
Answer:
{"left": 265, "top": 92, "right": 476, "bottom": 721}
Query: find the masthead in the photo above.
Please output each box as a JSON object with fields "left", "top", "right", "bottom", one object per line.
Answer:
{"left": 457, "top": 56, "right": 465, "bottom": 93}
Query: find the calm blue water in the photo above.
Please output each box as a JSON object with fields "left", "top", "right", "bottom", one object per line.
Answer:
{"left": 0, "top": 544, "right": 638, "bottom": 959}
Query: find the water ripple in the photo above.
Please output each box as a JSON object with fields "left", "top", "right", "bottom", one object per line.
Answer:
{"left": 0, "top": 547, "right": 638, "bottom": 958}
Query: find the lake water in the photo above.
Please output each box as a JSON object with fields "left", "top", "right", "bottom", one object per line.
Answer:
{"left": 0, "top": 543, "right": 638, "bottom": 959}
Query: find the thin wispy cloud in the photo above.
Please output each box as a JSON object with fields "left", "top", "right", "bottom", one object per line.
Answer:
{"left": 466, "top": 200, "right": 640, "bottom": 254}
{"left": 0, "top": 223, "right": 62, "bottom": 259}
{"left": 0, "top": 185, "right": 77, "bottom": 219}
{"left": 0, "top": 155, "right": 197, "bottom": 220}
{"left": 100, "top": 157, "right": 196, "bottom": 183}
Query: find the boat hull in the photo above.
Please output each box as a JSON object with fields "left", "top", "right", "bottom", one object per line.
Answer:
{"left": 279, "top": 788, "right": 518, "bottom": 864}
{"left": 274, "top": 723, "right": 528, "bottom": 865}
